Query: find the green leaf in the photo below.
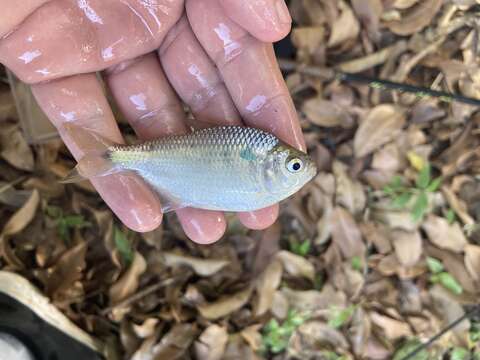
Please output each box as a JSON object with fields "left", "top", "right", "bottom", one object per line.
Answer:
{"left": 392, "top": 192, "right": 413, "bottom": 208}
{"left": 114, "top": 226, "right": 134, "bottom": 266}
{"left": 262, "top": 310, "right": 307, "bottom": 354}
{"left": 473, "top": 352, "right": 480, "bottom": 360}
{"left": 446, "top": 209, "right": 456, "bottom": 224}
{"left": 63, "top": 215, "right": 91, "bottom": 228}
{"left": 450, "top": 347, "right": 469, "bottom": 360}
{"left": 298, "top": 240, "right": 311, "bottom": 256}
{"left": 328, "top": 305, "right": 355, "bottom": 329}
{"left": 426, "top": 177, "right": 442, "bottom": 192}
{"left": 416, "top": 164, "right": 431, "bottom": 189}
{"left": 411, "top": 192, "right": 429, "bottom": 221}
{"left": 393, "top": 338, "right": 429, "bottom": 360}
{"left": 46, "top": 205, "right": 63, "bottom": 218}
{"left": 426, "top": 257, "right": 444, "bottom": 274}
{"left": 470, "top": 321, "right": 480, "bottom": 343}
{"left": 437, "top": 272, "right": 463, "bottom": 295}
{"left": 351, "top": 256, "right": 363, "bottom": 272}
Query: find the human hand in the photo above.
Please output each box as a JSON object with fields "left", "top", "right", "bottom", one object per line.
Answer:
{"left": 0, "top": 0, "right": 305, "bottom": 244}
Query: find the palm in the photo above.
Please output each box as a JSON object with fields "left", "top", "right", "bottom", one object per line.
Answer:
{"left": 0, "top": 0, "right": 303, "bottom": 244}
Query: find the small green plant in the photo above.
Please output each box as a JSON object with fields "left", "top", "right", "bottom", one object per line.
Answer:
{"left": 46, "top": 205, "right": 91, "bottom": 243}
{"left": 261, "top": 309, "right": 308, "bottom": 354}
{"left": 450, "top": 347, "right": 470, "bottom": 360}
{"left": 328, "top": 304, "right": 356, "bottom": 329}
{"left": 393, "top": 338, "right": 429, "bottom": 360}
{"left": 351, "top": 256, "right": 363, "bottom": 272}
{"left": 426, "top": 257, "right": 463, "bottom": 295}
{"left": 114, "top": 226, "right": 134, "bottom": 266}
{"left": 319, "top": 351, "right": 348, "bottom": 360}
{"left": 470, "top": 321, "right": 480, "bottom": 343}
{"left": 383, "top": 164, "right": 442, "bottom": 221}
{"left": 288, "top": 238, "right": 311, "bottom": 257}
{"left": 446, "top": 209, "right": 456, "bottom": 224}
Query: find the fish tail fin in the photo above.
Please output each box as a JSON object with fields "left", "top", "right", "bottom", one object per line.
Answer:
{"left": 60, "top": 123, "right": 123, "bottom": 184}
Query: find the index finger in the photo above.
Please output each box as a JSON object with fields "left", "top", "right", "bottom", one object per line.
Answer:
{"left": 32, "top": 74, "right": 163, "bottom": 233}
{"left": 186, "top": 0, "right": 305, "bottom": 151}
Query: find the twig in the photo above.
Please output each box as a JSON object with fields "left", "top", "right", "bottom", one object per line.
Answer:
{"left": 278, "top": 59, "right": 480, "bottom": 107}
{"left": 100, "top": 276, "right": 183, "bottom": 316}
{"left": 400, "top": 305, "right": 480, "bottom": 360}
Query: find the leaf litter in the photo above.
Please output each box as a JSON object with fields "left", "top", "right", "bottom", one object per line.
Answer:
{"left": 1, "top": 2, "right": 480, "bottom": 359}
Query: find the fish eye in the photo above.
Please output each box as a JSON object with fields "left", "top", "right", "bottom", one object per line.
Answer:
{"left": 287, "top": 158, "right": 303, "bottom": 173}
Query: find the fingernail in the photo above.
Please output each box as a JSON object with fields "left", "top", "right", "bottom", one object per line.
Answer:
{"left": 275, "top": 0, "right": 292, "bottom": 25}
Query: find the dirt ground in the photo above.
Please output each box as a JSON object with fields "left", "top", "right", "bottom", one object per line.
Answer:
{"left": 1, "top": 1, "right": 480, "bottom": 359}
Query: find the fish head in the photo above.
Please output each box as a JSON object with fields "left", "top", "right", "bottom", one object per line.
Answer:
{"left": 263, "top": 142, "right": 317, "bottom": 196}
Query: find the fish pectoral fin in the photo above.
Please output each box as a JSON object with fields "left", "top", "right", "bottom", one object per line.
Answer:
{"left": 155, "top": 189, "right": 190, "bottom": 214}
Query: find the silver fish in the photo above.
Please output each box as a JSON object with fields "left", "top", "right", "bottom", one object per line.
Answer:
{"left": 64, "top": 126, "right": 317, "bottom": 212}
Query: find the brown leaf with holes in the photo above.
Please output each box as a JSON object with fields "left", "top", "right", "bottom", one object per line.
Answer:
{"left": 354, "top": 105, "right": 406, "bottom": 157}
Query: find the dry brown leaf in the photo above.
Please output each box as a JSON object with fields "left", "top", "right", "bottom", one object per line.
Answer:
{"left": 254, "top": 259, "right": 283, "bottom": 316}
{"left": 372, "top": 143, "right": 403, "bottom": 172}
{"left": 109, "top": 252, "right": 147, "bottom": 305}
{"left": 194, "top": 325, "right": 228, "bottom": 360}
{"left": 1, "top": 189, "right": 39, "bottom": 236}
{"left": 354, "top": 105, "right": 406, "bottom": 158}
{"left": 360, "top": 222, "right": 392, "bottom": 254}
{"left": 282, "top": 285, "right": 346, "bottom": 313}
{"left": 289, "top": 321, "right": 349, "bottom": 356}
{"left": 442, "top": 185, "right": 474, "bottom": 226}
{"left": 132, "top": 319, "right": 159, "bottom": 339}
{"left": 371, "top": 208, "right": 419, "bottom": 231}
{"left": 132, "top": 324, "right": 197, "bottom": 360}
{"left": 276, "top": 251, "right": 315, "bottom": 281}
{"left": 240, "top": 325, "right": 263, "bottom": 352}
{"left": 302, "top": 98, "right": 353, "bottom": 128}
{"left": 45, "top": 242, "right": 87, "bottom": 298}
{"left": 369, "top": 312, "right": 411, "bottom": 339}
{"left": 351, "top": 0, "right": 383, "bottom": 41}
{"left": 333, "top": 161, "right": 366, "bottom": 215}
{"left": 422, "top": 215, "right": 468, "bottom": 253}
{"left": 0, "top": 124, "right": 34, "bottom": 171}
{"left": 271, "top": 291, "right": 289, "bottom": 319}
{"left": 197, "top": 286, "right": 253, "bottom": 320}
{"left": 330, "top": 207, "right": 366, "bottom": 259}
{"left": 291, "top": 26, "right": 325, "bottom": 55}
{"left": 386, "top": 0, "right": 443, "bottom": 35}
{"left": 464, "top": 244, "right": 480, "bottom": 282}
{"left": 328, "top": 1, "right": 360, "bottom": 47}
{"left": 393, "top": 0, "right": 419, "bottom": 9}
{"left": 223, "top": 334, "right": 257, "bottom": 360}
{"left": 390, "top": 230, "right": 422, "bottom": 267}
{"left": 162, "top": 252, "right": 229, "bottom": 277}
{"left": 349, "top": 307, "right": 371, "bottom": 357}
{"left": 430, "top": 285, "right": 470, "bottom": 347}
{"left": 0, "top": 91, "right": 17, "bottom": 121}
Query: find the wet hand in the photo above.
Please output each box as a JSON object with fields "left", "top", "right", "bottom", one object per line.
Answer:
{"left": 0, "top": 0, "right": 305, "bottom": 244}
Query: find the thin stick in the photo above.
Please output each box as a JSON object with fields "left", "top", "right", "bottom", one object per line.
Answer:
{"left": 400, "top": 306, "right": 480, "bottom": 360}
{"left": 278, "top": 59, "right": 480, "bottom": 107}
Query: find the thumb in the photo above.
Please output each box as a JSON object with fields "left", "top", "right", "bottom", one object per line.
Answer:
{"left": 218, "top": 0, "right": 292, "bottom": 43}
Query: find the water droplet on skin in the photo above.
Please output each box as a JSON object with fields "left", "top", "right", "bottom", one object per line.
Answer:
{"left": 130, "top": 93, "right": 148, "bottom": 111}
{"left": 18, "top": 50, "right": 41, "bottom": 64}
{"left": 246, "top": 95, "right": 267, "bottom": 113}
{"left": 77, "top": 0, "right": 104, "bottom": 24}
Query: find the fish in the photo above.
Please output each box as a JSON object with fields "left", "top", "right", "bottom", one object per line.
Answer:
{"left": 62, "top": 125, "right": 317, "bottom": 213}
